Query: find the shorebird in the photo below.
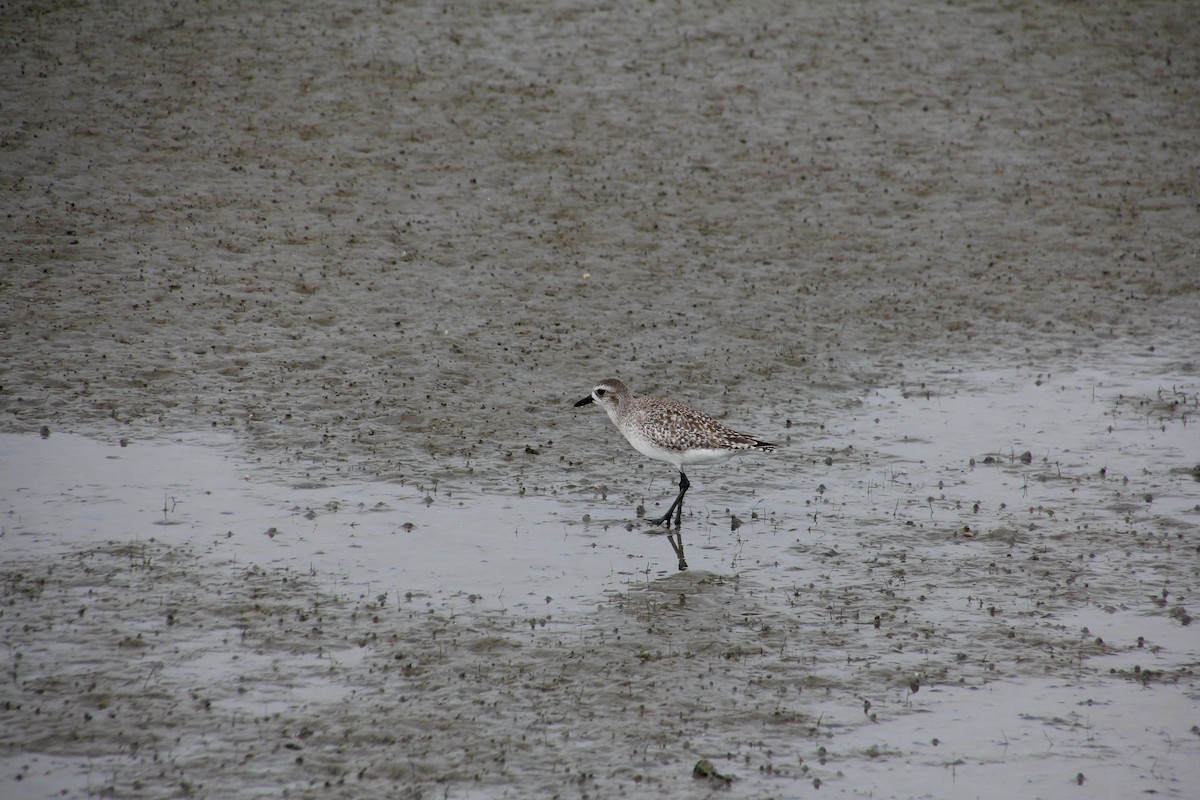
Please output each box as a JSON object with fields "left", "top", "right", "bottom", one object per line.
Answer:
{"left": 573, "top": 378, "right": 779, "bottom": 531}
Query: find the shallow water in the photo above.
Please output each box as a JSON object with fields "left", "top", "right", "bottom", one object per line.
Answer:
{"left": 2, "top": 359, "right": 1196, "bottom": 798}
{"left": 0, "top": 431, "right": 625, "bottom": 619}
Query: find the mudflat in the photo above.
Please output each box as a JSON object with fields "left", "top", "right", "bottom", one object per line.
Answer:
{"left": 2, "top": 2, "right": 1198, "bottom": 798}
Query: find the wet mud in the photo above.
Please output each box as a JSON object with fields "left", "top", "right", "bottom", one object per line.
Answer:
{"left": 2, "top": 1, "right": 1199, "bottom": 797}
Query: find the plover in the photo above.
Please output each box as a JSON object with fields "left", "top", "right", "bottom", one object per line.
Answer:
{"left": 573, "top": 378, "right": 779, "bottom": 529}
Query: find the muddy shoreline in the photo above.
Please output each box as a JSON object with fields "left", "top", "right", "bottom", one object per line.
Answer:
{"left": 3, "top": 1, "right": 1197, "bottom": 491}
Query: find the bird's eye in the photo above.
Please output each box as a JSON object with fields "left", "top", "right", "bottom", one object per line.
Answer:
{"left": 595, "top": 388, "right": 607, "bottom": 398}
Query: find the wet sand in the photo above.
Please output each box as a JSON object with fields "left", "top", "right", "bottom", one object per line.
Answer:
{"left": 2, "top": 1, "right": 1199, "bottom": 797}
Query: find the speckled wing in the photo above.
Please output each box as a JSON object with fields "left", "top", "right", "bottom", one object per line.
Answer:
{"left": 632, "top": 398, "right": 773, "bottom": 453}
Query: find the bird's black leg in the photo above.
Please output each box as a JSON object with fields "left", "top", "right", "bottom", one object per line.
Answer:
{"left": 672, "top": 471, "right": 689, "bottom": 527}
{"left": 648, "top": 471, "right": 690, "bottom": 527}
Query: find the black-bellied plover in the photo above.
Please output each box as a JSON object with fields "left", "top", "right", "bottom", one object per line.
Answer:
{"left": 573, "top": 378, "right": 779, "bottom": 532}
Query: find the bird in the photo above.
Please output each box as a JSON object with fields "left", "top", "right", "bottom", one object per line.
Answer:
{"left": 573, "top": 377, "right": 779, "bottom": 530}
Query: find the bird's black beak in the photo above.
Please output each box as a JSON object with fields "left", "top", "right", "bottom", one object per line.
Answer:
{"left": 574, "top": 395, "right": 594, "bottom": 407}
